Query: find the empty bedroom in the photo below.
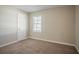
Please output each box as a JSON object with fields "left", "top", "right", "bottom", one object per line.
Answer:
{"left": 0, "top": 5, "right": 79, "bottom": 54}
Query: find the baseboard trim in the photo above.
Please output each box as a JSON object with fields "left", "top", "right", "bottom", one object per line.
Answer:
{"left": 74, "top": 45, "right": 79, "bottom": 53}
{"left": 29, "top": 37, "right": 75, "bottom": 47}
{"left": 0, "top": 37, "right": 28, "bottom": 48}
{"left": 0, "top": 36, "right": 79, "bottom": 53}
{"left": 29, "top": 37, "right": 79, "bottom": 53}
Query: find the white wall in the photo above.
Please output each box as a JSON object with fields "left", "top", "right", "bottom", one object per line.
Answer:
{"left": 0, "top": 6, "right": 28, "bottom": 46}
{"left": 29, "top": 6, "right": 75, "bottom": 45}
{"left": 75, "top": 6, "right": 79, "bottom": 52}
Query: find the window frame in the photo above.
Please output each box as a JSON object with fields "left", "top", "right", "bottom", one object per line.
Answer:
{"left": 32, "top": 16, "right": 42, "bottom": 32}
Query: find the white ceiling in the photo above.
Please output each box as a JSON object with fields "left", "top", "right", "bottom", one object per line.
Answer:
{"left": 12, "top": 5, "right": 68, "bottom": 12}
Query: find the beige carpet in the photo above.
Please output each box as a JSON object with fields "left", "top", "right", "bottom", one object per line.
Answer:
{"left": 0, "top": 38, "right": 78, "bottom": 54}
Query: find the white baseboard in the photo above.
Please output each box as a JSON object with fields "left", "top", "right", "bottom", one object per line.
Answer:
{"left": 0, "top": 36, "right": 79, "bottom": 53}
{"left": 0, "top": 37, "right": 28, "bottom": 48}
{"left": 29, "top": 37, "right": 75, "bottom": 47}
{"left": 29, "top": 37, "right": 79, "bottom": 53}
{"left": 74, "top": 45, "right": 79, "bottom": 53}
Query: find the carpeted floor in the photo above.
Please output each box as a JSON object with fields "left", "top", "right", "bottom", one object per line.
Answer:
{"left": 0, "top": 38, "right": 78, "bottom": 54}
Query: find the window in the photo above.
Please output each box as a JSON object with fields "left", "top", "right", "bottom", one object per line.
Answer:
{"left": 33, "top": 16, "right": 42, "bottom": 32}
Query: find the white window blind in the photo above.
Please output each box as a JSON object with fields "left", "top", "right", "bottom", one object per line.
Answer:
{"left": 33, "top": 16, "right": 42, "bottom": 32}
